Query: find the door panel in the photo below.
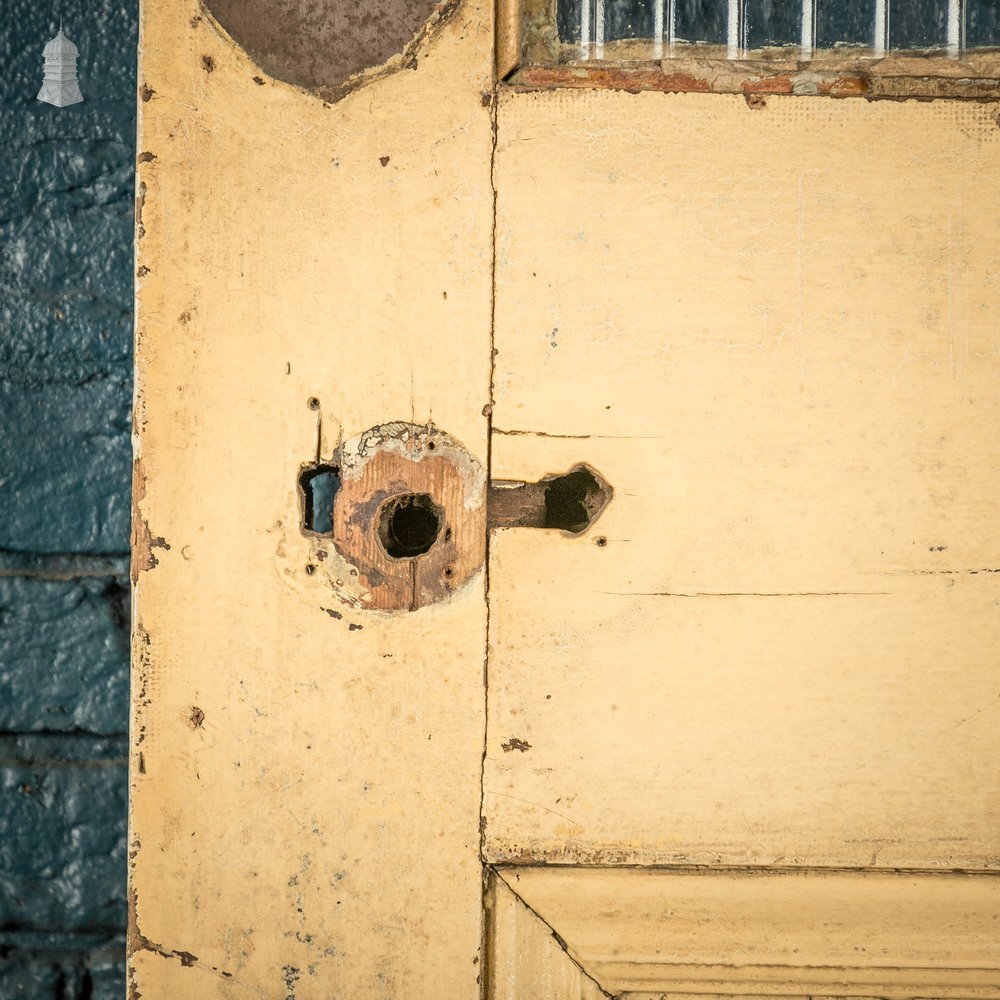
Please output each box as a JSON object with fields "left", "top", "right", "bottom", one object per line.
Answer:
{"left": 132, "top": 1, "right": 1000, "bottom": 996}
{"left": 494, "top": 866, "right": 1000, "bottom": 998}
{"left": 484, "top": 89, "right": 1000, "bottom": 870}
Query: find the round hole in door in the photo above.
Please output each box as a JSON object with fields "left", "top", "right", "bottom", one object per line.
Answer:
{"left": 378, "top": 493, "right": 443, "bottom": 559}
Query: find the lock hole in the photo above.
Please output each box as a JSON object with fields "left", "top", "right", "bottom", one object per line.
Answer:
{"left": 301, "top": 464, "right": 342, "bottom": 534}
{"left": 544, "top": 466, "right": 610, "bottom": 534}
{"left": 378, "top": 493, "right": 443, "bottom": 559}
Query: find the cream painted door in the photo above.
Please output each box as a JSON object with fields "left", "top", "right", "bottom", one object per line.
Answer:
{"left": 484, "top": 89, "right": 1000, "bottom": 997}
{"left": 130, "top": 1, "right": 1000, "bottom": 998}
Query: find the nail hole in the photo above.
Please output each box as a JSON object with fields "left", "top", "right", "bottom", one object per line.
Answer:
{"left": 443, "top": 567, "right": 453, "bottom": 578}
{"left": 378, "top": 493, "right": 443, "bottom": 559}
{"left": 300, "top": 464, "right": 341, "bottom": 534}
{"left": 308, "top": 397, "right": 320, "bottom": 410}
{"left": 427, "top": 440, "right": 436, "bottom": 450}
{"left": 595, "top": 536, "right": 607, "bottom": 547}
{"left": 544, "top": 467, "right": 611, "bottom": 534}
{"left": 305, "top": 564, "right": 316, "bottom": 575}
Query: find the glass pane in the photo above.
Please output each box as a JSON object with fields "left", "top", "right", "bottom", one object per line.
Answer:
{"left": 816, "top": 0, "right": 875, "bottom": 48}
{"left": 557, "top": 0, "right": 586, "bottom": 43}
{"left": 967, "top": 0, "right": 1000, "bottom": 48}
{"left": 889, "top": 0, "right": 946, "bottom": 49}
{"left": 746, "top": 0, "right": 801, "bottom": 48}
{"left": 556, "top": 0, "right": 1000, "bottom": 53}
{"left": 674, "top": 0, "right": 729, "bottom": 44}
{"left": 607, "top": 0, "right": 656, "bottom": 39}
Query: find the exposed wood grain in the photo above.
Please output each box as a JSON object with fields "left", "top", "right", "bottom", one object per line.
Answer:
{"left": 314, "top": 422, "right": 487, "bottom": 611}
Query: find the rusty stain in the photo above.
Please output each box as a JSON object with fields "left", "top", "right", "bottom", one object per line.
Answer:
{"left": 502, "top": 737, "right": 532, "bottom": 753}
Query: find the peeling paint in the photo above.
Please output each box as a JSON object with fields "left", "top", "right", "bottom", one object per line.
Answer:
{"left": 130, "top": 459, "right": 170, "bottom": 584}
{"left": 513, "top": 58, "right": 1000, "bottom": 101}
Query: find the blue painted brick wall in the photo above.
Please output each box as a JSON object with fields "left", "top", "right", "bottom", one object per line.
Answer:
{"left": 1, "top": 2, "right": 136, "bottom": 997}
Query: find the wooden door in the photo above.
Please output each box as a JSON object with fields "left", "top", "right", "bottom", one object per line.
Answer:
{"left": 130, "top": 1, "right": 1000, "bottom": 998}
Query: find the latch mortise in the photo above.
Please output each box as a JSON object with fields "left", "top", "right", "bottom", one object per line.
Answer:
{"left": 487, "top": 464, "right": 612, "bottom": 533}
{"left": 297, "top": 421, "right": 611, "bottom": 612}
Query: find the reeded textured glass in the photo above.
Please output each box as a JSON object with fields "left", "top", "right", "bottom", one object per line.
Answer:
{"left": 816, "top": 0, "right": 875, "bottom": 47}
{"left": 967, "top": 0, "right": 1000, "bottom": 47}
{"left": 556, "top": 0, "right": 583, "bottom": 44}
{"left": 556, "top": 0, "right": 998, "bottom": 53}
{"left": 674, "top": 0, "right": 729, "bottom": 43}
{"left": 607, "top": 0, "right": 657, "bottom": 38}
{"left": 888, "top": 0, "right": 947, "bottom": 49}
{"left": 746, "top": 0, "right": 801, "bottom": 47}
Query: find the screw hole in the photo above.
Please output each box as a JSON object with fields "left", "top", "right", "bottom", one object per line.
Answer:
{"left": 427, "top": 440, "right": 436, "bottom": 450}
{"left": 308, "top": 397, "right": 320, "bottom": 410}
{"left": 595, "top": 536, "right": 607, "bottom": 547}
{"left": 443, "top": 567, "right": 453, "bottom": 578}
{"left": 305, "top": 564, "right": 316, "bottom": 575}
{"left": 378, "top": 493, "right": 443, "bottom": 559}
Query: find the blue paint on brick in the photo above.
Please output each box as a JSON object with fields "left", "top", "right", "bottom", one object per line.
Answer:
{"left": 1, "top": 0, "right": 136, "bottom": 557}
{"left": 1, "top": 1, "right": 136, "bottom": 996}
{"left": 0, "top": 930, "right": 126, "bottom": 1000}
{"left": 0, "top": 377, "right": 132, "bottom": 555}
{"left": 0, "top": 576, "right": 129, "bottom": 734}
{"left": 0, "top": 736, "right": 128, "bottom": 933}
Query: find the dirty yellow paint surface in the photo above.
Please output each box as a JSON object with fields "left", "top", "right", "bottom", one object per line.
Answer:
{"left": 131, "top": 1, "right": 493, "bottom": 997}
{"left": 484, "top": 89, "right": 1000, "bottom": 870}
{"left": 135, "top": 0, "right": 1000, "bottom": 992}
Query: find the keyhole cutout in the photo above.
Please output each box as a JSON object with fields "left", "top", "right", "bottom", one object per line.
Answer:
{"left": 378, "top": 493, "right": 444, "bottom": 558}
